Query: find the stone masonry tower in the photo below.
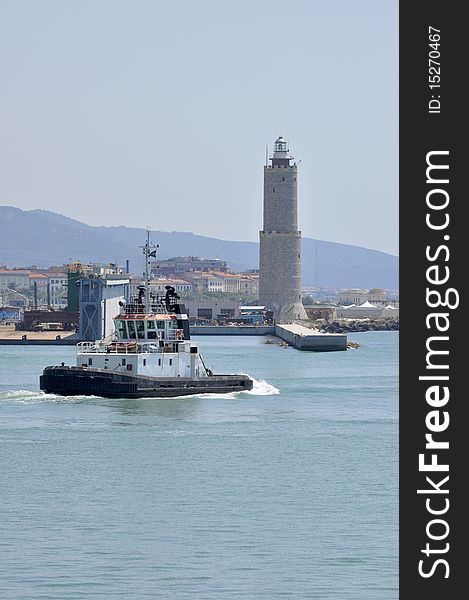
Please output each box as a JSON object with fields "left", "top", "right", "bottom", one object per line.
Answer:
{"left": 259, "top": 136, "right": 307, "bottom": 322}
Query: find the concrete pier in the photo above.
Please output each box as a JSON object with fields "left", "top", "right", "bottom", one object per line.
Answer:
{"left": 275, "top": 324, "right": 347, "bottom": 351}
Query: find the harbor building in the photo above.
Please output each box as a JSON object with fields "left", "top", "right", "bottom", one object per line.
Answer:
{"left": 79, "top": 274, "right": 129, "bottom": 341}
{"left": 259, "top": 136, "right": 307, "bottom": 322}
{"left": 338, "top": 288, "right": 391, "bottom": 307}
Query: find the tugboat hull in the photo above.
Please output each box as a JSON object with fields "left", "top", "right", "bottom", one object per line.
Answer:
{"left": 40, "top": 366, "right": 253, "bottom": 398}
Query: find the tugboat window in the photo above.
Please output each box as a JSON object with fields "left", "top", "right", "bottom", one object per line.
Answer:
{"left": 147, "top": 321, "right": 157, "bottom": 339}
{"left": 128, "top": 321, "right": 136, "bottom": 339}
{"left": 116, "top": 320, "right": 126, "bottom": 339}
{"left": 136, "top": 320, "right": 145, "bottom": 339}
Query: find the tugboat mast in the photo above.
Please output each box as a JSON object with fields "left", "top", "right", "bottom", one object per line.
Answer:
{"left": 142, "top": 229, "right": 158, "bottom": 313}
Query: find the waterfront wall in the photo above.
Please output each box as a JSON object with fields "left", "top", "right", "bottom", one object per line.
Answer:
{"left": 0, "top": 338, "right": 78, "bottom": 346}
{"left": 191, "top": 325, "right": 275, "bottom": 336}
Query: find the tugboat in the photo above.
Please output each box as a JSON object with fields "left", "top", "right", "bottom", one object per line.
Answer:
{"left": 40, "top": 234, "right": 253, "bottom": 398}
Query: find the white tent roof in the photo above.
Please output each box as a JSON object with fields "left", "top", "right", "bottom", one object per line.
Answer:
{"left": 357, "top": 301, "right": 378, "bottom": 308}
{"left": 384, "top": 304, "right": 398, "bottom": 310}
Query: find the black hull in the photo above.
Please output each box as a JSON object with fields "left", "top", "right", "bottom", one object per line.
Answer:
{"left": 40, "top": 366, "right": 253, "bottom": 398}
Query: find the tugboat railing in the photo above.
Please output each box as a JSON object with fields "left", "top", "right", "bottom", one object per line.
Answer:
{"left": 119, "top": 301, "right": 168, "bottom": 315}
{"left": 77, "top": 339, "right": 181, "bottom": 355}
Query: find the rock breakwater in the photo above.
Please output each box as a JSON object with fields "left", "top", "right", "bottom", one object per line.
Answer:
{"left": 319, "top": 318, "right": 399, "bottom": 334}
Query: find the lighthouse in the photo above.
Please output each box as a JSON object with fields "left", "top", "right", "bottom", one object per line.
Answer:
{"left": 259, "top": 136, "right": 307, "bottom": 322}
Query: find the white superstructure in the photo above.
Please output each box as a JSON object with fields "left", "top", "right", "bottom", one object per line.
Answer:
{"left": 76, "top": 312, "right": 209, "bottom": 379}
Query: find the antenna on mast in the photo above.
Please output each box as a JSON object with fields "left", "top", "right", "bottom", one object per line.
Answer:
{"left": 265, "top": 145, "right": 268, "bottom": 167}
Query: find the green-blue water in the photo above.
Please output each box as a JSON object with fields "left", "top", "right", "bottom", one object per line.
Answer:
{"left": 0, "top": 332, "right": 398, "bottom": 599}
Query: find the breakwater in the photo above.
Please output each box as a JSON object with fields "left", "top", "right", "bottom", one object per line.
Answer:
{"left": 319, "top": 318, "right": 399, "bottom": 334}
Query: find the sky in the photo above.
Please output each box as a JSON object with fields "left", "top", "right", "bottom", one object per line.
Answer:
{"left": 0, "top": 0, "right": 398, "bottom": 255}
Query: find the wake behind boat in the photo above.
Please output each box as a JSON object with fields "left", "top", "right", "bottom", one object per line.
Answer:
{"left": 40, "top": 234, "right": 253, "bottom": 398}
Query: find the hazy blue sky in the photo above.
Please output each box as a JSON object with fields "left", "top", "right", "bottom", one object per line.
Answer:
{"left": 0, "top": 0, "right": 398, "bottom": 255}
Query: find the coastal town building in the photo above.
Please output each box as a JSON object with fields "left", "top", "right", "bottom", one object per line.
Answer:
{"left": 185, "top": 272, "right": 225, "bottom": 292}
{"left": 0, "top": 269, "right": 68, "bottom": 307}
{"left": 148, "top": 279, "right": 193, "bottom": 294}
{"left": 367, "top": 288, "right": 388, "bottom": 304}
{"left": 0, "top": 269, "right": 31, "bottom": 291}
{"left": 1, "top": 256, "right": 260, "bottom": 323}
{"left": 128, "top": 271, "right": 259, "bottom": 299}
{"left": 337, "top": 289, "right": 368, "bottom": 305}
{"left": 183, "top": 300, "right": 240, "bottom": 322}
{"left": 176, "top": 271, "right": 259, "bottom": 295}
{"left": 29, "top": 273, "right": 49, "bottom": 294}
{"left": 151, "top": 256, "right": 228, "bottom": 277}
{"left": 239, "top": 276, "right": 259, "bottom": 296}
{"left": 338, "top": 288, "right": 390, "bottom": 306}
{"left": 213, "top": 272, "right": 240, "bottom": 293}
{"left": 48, "top": 274, "right": 68, "bottom": 306}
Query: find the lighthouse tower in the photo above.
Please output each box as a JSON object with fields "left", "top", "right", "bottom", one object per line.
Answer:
{"left": 259, "top": 136, "right": 307, "bottom": 322}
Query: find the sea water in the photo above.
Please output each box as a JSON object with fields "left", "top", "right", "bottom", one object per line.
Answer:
{"left": 0, "top": 332, "right": 398, "bottom": 599}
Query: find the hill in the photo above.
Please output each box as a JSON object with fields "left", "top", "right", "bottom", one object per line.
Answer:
{"left": 0, "top": 206, "right": 398, "bottom": 289}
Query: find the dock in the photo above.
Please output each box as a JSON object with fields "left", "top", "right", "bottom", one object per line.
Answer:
{"left": 0, "top": 338, "right": 78, "bottom": 345}
{"left": 0, "top": 325, "right": 78, "bottom": 345}
{"left": 275, "top": 323, "right": 347, "bottom": 351}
